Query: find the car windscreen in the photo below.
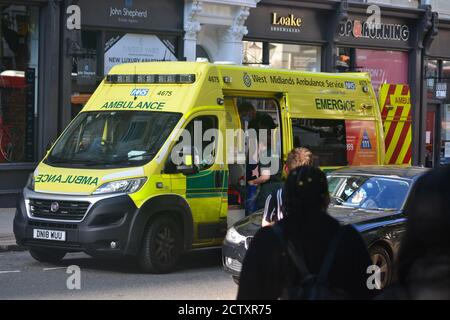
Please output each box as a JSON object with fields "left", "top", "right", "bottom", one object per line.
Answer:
{"left": 327, "top": 175, "right": 410, "bottom": 211}
{"left": 45, "top": 111, "right": 181, "bottom": 168}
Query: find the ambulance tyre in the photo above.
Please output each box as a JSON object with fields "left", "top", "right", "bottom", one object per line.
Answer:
{"left": 138, "top": 215, "right": 183, "bottom": 274}
{"left": 29, "top": 247, "right": 66, "bottom": 263}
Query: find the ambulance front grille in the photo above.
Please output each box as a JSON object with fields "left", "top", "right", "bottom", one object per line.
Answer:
{"left": 29, "top": 199, "right": 90, "bottom": 221}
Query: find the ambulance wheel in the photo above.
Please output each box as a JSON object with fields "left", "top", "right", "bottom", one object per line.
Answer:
{"left": 29, "top": 247, "right": 66, "bottom": 263}
{"left": 138, "top": 215, "right": 183, "bottom": 274}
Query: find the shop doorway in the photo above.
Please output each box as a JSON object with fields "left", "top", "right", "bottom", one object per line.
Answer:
{"left": 425, "top": 104, "right": 441, "bottom": 168}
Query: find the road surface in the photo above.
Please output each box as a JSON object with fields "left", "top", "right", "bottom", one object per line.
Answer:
{"left": 0, "top": 248, "right": 237, "bottom": 300}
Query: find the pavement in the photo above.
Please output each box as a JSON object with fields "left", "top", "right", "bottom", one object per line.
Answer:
{"left": 0, "top": 208, "right": 23, "bottom": 252}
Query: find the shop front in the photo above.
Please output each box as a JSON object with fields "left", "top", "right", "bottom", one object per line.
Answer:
{"left": 0, "top": 0, "right": 61, "bottom": 206}
{"left": 244, "top": 0, "right": 430, "bottom": 166}
{"left": 336, "top": 7, "right": 420, "bottom": 165}
{"left": 62, "top": 0, "right": 184, "bottom": 125}
{"left": 424, "top": 20, "right": 450, "bottom": 167}
{"left": 0, "top": 0, "right": 184, "bottom": 207}
{"left": 244, "top": 0, "right": 332, "bottom": 71}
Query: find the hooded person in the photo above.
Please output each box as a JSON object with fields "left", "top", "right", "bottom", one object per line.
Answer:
{"left": 237, "top": 166, "right": 374, "bottom": 300}
{"left": 378, "top": 166, "right": 450, "bottom": 300}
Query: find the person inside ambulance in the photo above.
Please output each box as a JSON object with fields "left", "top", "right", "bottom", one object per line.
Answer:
{"left": 238, "top": 102, "right": 259, "bottom": 215}
{"left": 247, "top": 113, "right": 277, "bottom": 214}
{"left": 237, "top": 101, "right": 279, "bottom": 215}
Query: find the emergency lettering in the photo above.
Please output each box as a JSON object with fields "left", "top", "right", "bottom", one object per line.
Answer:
{"left": 315, "top": 99, "right": 356, "bottom": 112}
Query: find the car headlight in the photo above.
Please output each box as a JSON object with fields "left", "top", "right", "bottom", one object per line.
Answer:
{"left": 93, "top": 178, "right": 147, "bottom": 195}
{"left": 225, "top": 226, "right": 247, "bottom": 244}
{"left": 26, "top": 173, "right": 35, "bottom": 191}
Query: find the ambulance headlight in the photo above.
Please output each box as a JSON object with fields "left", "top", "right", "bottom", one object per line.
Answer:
{"left": 225, "top": 227, "right": 246, "bottom": 244}
{"left": 26, "top": 173, "right": 35, "bottom": 191}
{"left": 93, "top": 178, "right": 147, "bottom": 195}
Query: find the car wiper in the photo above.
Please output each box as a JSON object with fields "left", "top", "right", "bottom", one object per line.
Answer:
{"left": 46, "top": 157, "right": 76, "bottom": 164}
{"left": 47, "top": 158, "right": 68, "bottom": 164}
{"left": 76, "top": 160, "right": 110, "bottom": 166}
{"left": 108, "top": 151, "right": 157, "bottom": 164}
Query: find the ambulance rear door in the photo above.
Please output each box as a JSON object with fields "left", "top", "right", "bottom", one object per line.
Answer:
{"left": 378, "top": 84, "right": 412, "bottom": 165}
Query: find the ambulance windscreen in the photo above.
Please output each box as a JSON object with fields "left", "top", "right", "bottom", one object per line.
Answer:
{"left": 45, "top": 111, "right": 182, "bottom": 168}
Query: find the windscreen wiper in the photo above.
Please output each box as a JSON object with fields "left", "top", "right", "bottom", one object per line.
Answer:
{"left": 46, "top": 157, "right": 71, "bottom": 164}
{"left": 108, "top": 151, "right": 157, "bottom": 164}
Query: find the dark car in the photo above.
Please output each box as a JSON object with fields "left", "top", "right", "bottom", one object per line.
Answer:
{"left": 222, "top": 166, "right": 429, "bottom": 288}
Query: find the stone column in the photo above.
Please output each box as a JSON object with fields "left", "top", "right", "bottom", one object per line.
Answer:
{"left": 184, "top": 1, "right": 203, "bottom": 61}
{"left": 215, "top": 6, "right": 250, "bottom": 64}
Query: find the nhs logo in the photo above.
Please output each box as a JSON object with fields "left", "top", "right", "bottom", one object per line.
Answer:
{"left": 131, "top": 89, "right": 149, "bottom": 97}
{"left": 345, "top": 81, "right": 356, "bottom": 90}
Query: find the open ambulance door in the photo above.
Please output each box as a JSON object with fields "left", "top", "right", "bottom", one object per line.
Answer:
{"left": 378, "top": 84, "right": 412, "bottom": 165}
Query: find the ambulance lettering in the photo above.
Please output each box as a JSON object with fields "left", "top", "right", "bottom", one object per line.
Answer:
{"left": 101, "top": 101, "right": 165, "bottom": 110}
{"left": 315, "top": 99, "right": 356, "bottom": 112}
{"left": 35, "top": 174, "right": 99, "bottom": 186}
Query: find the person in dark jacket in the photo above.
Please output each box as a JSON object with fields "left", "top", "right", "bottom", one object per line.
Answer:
{"left": 378, "top": 166, "right": 450, "bottom": 300}
{"left": 237, "top": 166, "right": 374, "bottom": 300}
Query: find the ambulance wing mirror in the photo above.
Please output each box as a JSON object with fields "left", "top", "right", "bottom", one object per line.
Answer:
{"left": 176, "top": 146, "right": 199, "bottom": 175}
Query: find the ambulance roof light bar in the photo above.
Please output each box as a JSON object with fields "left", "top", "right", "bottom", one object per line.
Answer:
{"left": 105, "top": 74, "right": 196, "bottom": 84}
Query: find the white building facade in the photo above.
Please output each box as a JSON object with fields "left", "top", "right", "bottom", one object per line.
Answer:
{"left": 184, "top": 0, "right": 261, "bottom": 64}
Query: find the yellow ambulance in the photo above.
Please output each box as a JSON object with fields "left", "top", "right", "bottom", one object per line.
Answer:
{"left": 14, "top": 61, "right": 386, "bottom": 273}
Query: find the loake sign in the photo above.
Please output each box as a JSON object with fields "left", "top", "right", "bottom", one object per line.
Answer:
{"left": 271, "top": 12, "right": 302, "bottom": 27}
{"left": 245, "top": 4, "right": 327, "bottom": 41}
{"left": 270, "top": 12, "right": 303, "bottom": 33}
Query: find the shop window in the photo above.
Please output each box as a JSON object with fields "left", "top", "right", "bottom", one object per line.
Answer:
{"left": 425, "top": 59, "right": 439, "bottom": 99}
{"left": 0, "top": 5, "right": 39, "bottom": 163}
{"left": 71, "top": 30, "right": 100, "bottom": 119}
{"left": 104, "top": 32, "right": 178, "bottom": 75}
{"left": 72, "top": 31, "right": 99, "bottom": 86}
{"left": 441, "top": 104, "right": 450, "bottom": 166}
{"left": 243, "top": 41, "right": 263, "bottom": 66}
{"left": 196, "top": 45, "right": 211, "bottom": 62}
{"left": 69, "top": 32, "right": 179, "bottom": 119}
{"left": 336, "top": 47, "right": 352, "bottom": 72}
{"left": 336, "top": 48, "right": 409, "bottom": 94}
{"left": 356, "top": 49, "right": 409, "bottom": 93}
{"left": 269, "top": 43, "right": 321, "bottom": 71}
{"left": 443, "top": 61, "right": 450, "bottom": 79}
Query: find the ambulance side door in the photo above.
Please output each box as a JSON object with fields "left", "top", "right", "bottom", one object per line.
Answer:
{"left": 176, "top": 111, "right": 227, "bottom": 245}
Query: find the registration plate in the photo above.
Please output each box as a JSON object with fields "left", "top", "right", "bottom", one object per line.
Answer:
{"left": 33, "top": 229, "right": 66, "bottom": 242}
